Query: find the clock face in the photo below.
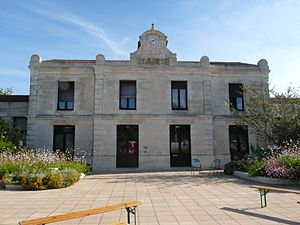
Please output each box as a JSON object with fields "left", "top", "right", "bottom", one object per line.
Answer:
{"left": 149, "top": 37, "right": 157, "bottom": 44}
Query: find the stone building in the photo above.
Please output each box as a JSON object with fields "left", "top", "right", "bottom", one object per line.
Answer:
{"left": 1, "top": 25, "right": 270, "bottom": 171}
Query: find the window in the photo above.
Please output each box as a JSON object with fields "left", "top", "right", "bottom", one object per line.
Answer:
{"left": 13, "top": 117, "right": 27, "bottom": 145}
{"left": 53, "top": 125, "right": 75, "bottom": 158}
{"left": 229, "top": 83, "right": 244, "bottom": 111}
{"left": 171, "top": 81, "right": 187, "bottom": 110}
{"left": 120, "top": 81, "right": 136, "bottom": 110}
{"left": 229, "top": 125, "right": 249, "bottom": 160}
{"left": 57, "top": 82, "right": 74, "bottom": 110}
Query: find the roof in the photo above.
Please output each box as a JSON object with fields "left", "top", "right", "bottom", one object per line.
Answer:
{"left": 42, "top": 59, "right": 257, "bottom": 67}
{"left": 210, "top": 62, "right": 257, "bottom": 66}
{"left": 0, "top": 95, "right": 29, "bottom": 102}
{"left": 43, "top": 59, "right": 96, "bottom": 63}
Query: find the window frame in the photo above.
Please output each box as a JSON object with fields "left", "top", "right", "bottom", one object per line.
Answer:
{"left": 57, "top": 81, "right": 74, "bottom": 111}
{"left": 229, "top": 83, "right": 244, "bottom": 111}
{"left": 119, "top": 80, "right": 137, "bottom": 110}
{"left": 171, "top": 81, "right": 188, "bottom": 110}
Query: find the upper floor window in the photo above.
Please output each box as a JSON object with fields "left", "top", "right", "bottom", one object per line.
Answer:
{"left": 57, "top": 81, "right": 74, "bottom": 110}
{"left": 229, "top": 83, "right": 244, "bottom": 111}
{"left": 120, "top": 81, "right": 136, "bottom": 110}
{"left": 172, "top": 81, "right": 187, "bottom": 110}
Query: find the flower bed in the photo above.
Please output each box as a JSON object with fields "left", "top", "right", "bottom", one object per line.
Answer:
{"left": 0, "top": 150, "right": 91, "bottom": 190}
{"left": 225, "top": 141, "right": 300, "bottom": 181}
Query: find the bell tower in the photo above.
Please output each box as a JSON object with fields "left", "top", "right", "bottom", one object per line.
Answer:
{"left": 130, "top": 24, "right": 177, "bottom": 65}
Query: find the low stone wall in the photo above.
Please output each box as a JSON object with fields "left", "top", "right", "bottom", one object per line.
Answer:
{"left": 233, "top": 171, "right": 300, "bottom": 185}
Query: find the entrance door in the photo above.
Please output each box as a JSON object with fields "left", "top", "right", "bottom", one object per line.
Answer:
{"left": 229, "top": 125, "right": 249, "bottom": 160}
{"left": 117, "top": 125, "right": 138, "bottom": 168}
{"left": 170, "top": 125, "right": 191, "bottom": 167}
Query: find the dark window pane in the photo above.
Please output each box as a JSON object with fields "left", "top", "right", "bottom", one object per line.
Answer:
{"left": 66, "top": 102, "right": 73, "bottom": 110}
{"left": 13, "top": 117, "right": 27, "bottom": 132}
{"left": 172, "top": 81, "right": 187, "bottom": 110}
{"left": 120, "top": 98, "right": 127, "bottom": 109}
{"left": 53, "top": 126, "right": 75, "bottom": 158}
{"left": 128, "top": 98, "right": 136, "bottom": 109}
{"left": 58, "top": 82, "right": 74, "bottom": 110}
{"left": 229, "top": 125, "right": 249, "bottom": 160}
{"left": 179, "top": 89, "right": 187, "bottom": 109}
{"left": 229, "top": 83, "right": 244, "bottom": 111}
{"left": 120, "top": 81, "right": 136, "bottom": 109}
{"left": 236, "top": 97, "right": 243, "bottom": 110}
{"left": 172, "top": 89, "right": 179, "bottom": 109}
{"left": 58, "top": 102, "right": 65, "bottom": 109}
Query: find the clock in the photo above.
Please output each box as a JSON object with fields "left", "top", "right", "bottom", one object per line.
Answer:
{"left": 149, "top": 37, "right": 157, "bottom": 44}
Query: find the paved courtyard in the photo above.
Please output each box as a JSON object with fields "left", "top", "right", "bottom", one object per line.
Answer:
{"left": 0, "top": 172, "right": 299, "bottom": 225}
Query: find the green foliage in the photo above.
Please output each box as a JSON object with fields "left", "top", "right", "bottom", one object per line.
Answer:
{"left": 44, "top": 172, "right": 64, "bottom": 189}
{"left": 0, "top": 139, "right": 15, "bottom": 151}
{"left": 22, "top": 174, "right": 47, "bottom": 190}
{"left": 0, "top": 87, "right": 13, "bottom": 95}
{"left": 61, "top": 170, "right": 81, "bottom": 187}
{"left": 0, "top": 150, "right": 90, "bottom": 189}
{"left": 243, "top": 160, "right": 267, "bottom": 177}
{"left": 0, "top": 118, "right": 25, "bottom": 149}
{"left": 224, "top": 161, "right": 243, "bottom": 175}
{"left": 234, "top": 86, "right": 300, "bottom": 147}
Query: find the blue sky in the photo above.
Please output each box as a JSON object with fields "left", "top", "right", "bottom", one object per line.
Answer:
{"left": 0, "top": 0, "right": 299, "bottom": 94}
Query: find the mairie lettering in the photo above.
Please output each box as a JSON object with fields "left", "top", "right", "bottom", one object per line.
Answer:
{"left": 138, "top": 57, "right": 170, "bottom": 65}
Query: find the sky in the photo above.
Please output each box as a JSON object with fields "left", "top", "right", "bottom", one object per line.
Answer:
{"left": 0, "top": 0, "right": 299, "bottom": 95}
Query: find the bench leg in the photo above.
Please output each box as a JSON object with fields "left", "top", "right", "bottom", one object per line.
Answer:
{"left": 126, "top": 206, "right": 137, "bottom": 225}
{"left": 259, "top": 190, "right": 269, "bottom": 208}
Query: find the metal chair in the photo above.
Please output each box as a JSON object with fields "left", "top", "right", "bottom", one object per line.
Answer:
{"left": 191, "top": 158, "right": 202, "bottom": 175}
{"left": 208, "top": 159, "right": 221, "bottom": 175}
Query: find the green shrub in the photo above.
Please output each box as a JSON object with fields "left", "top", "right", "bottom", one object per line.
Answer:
{"left": 45, "top": 172, "right": 64, "bottom": 189}
{"left": 244, "top": 160, "right": 267, "bottom": 177}
{"left": 61, "top": 170, "right": 81, "bottom": 187}
{"left": 224, "top": 161, "right": 243, "bottom": 175}
{"left": 22, "top": 174, "right": 46, "bottom": 190}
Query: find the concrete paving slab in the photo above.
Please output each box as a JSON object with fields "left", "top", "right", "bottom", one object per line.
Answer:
{"left": 0, "top": 172, "right": 299, "bottom": 225}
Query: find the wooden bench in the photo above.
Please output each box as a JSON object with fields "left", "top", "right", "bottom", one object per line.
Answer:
{"left": 19, "top": 201, "right": 142, "bottom": 225}
{"left": 250, "top": 185, "right": 300, "bottom": 208}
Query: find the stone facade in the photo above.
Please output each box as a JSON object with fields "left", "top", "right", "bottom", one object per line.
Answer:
{"left": 1, "top": 26, "right": 270, "bottom": 171}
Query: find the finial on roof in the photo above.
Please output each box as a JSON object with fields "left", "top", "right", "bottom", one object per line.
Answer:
{"left": 151, "top": 23, "right": 155, "bottom": 30}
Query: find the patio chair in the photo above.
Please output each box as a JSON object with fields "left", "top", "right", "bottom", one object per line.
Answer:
{"left": 208, "top": 159, "right": 221, "bottom": 175}
{"left": 191, "top": 158, "right": 202, "bottom": 175}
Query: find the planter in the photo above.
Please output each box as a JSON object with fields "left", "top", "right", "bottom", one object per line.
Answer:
{"left": 233, "top": 171, "right": 300, "bottom": 185}
{"left": 5, "top": 184, "right": 24, "bottom": 191}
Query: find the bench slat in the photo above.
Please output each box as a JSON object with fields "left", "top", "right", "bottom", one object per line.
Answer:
{"left": 19, "top": 201, "right": 142, "bottom": 225}
{"left": 250, "top": 185, "right": 300, "bottom": 194}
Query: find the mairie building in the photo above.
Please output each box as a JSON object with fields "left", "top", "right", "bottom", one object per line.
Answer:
{"left": 0, "top": 25, "right": 270, "bottom": 172}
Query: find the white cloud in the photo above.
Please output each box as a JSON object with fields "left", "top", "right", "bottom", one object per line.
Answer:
{"left": 14, "top": 1, "right": 128, "bottom": 57}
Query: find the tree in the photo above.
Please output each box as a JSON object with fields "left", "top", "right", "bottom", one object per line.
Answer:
{"left": 0, "top": 118, "right": 25, "bottom": 150}
{"left": 0, "top": 87, "right": 13, "bottom": 95}
{"left": 234, "top": 86, "right": 300, "bottom": 148}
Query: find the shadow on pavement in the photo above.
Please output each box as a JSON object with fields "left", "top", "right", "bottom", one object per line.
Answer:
{"left": 221, "top": 207, "right": 300, "bottom": 225}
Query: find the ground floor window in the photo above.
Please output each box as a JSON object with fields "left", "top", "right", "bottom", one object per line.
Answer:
{"left": 53, "top": 125, "right": 75, "bottom": 159}
{"left": 13, "top": 117, "right": 27, "bottom": 145}
{"left": 170, "top": 125, "right": 191, "bottom": 167}
{"left": 116, "top": 125, "right": 139, "bottom": 168}
{"left": 229, "top": 125, "right": 249, "bottom": 160}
